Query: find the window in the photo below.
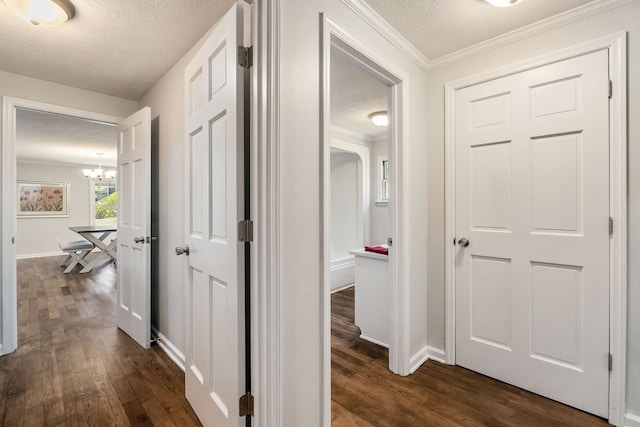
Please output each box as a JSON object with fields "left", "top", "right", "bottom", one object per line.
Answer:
{"left": 381, "top": 159, "right": 389, "bottom": 201}
{"left": 376, "top": 156, "right": 389, "bottom": 206}
{"left": 90, "top": 181, "right": 117, "bottom": 226}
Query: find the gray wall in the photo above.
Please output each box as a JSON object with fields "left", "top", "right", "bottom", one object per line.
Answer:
{"left": 16, "top": 162, "right": 91, "bottom": 257}
{"left": 425, "top": 1, "right": 640, "bottom": 419}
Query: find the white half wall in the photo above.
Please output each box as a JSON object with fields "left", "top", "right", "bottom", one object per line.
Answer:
{"left": 330, "top": 256, "right": 355, "bottom": 291}
{"left": 16, "top": 162, "right": 91, "bottom": 258}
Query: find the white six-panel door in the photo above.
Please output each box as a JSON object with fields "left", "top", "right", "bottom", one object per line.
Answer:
{"left": 454, "top": 50, "right": 610, "bottom": 416}
{"left": 117, "top": 106, "right": 152, "bottom": 349}
{"left": 182, "top": 3, "right": 248, "bottom": 426}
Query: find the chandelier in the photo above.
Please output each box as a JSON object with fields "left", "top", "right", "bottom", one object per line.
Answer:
{"left": 83, "top": 153, "right": 116, "bottom": 181}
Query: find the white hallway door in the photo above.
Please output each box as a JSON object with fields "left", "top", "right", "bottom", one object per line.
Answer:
{"left": 117, "top": 106, "right": 152, "bottom": 349}
{"left": 454, "top": 50, "right": 610, "bottom": 416}
{"left": 182, "top": 2, "right": 248, "bottom": 426}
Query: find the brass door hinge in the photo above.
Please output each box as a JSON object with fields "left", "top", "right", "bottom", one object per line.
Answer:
{"left": 239, "top": 392, "right": 254, "bottom": 417}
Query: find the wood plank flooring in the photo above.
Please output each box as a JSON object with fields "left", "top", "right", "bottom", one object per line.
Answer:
{"left": 0, "top": 256, "right": 201, "bottom": 426}
{"left": 0, "top": 258, "right": 613, "bottom": 426}
{"left": 331, "top": 286, "right": 610, "bottom": 427}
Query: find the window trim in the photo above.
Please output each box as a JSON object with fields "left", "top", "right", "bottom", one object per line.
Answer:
{"left": 377, "top": 155, "right": 389, "bottom": 206}
{"left": 89, "top": 179, "right": 117, "bottom": 226}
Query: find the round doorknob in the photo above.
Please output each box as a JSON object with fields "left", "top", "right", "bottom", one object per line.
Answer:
{"left": 458, "top": 238, "right": 470, "bottom": 248}
{"left": 175, "top": 245, "right": 190, "bottom": 256}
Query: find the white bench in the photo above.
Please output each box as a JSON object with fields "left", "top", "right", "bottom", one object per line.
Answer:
{"left": 59, "top": 240, "right": 94, "bottom": 273}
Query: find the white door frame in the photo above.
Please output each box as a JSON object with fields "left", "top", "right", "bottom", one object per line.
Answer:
{"left": 1, "top": 96, "right": 122, "bottom": 355}
{"left": 321, "top": 12, "right": 412, "bottom": 424}
{"left": 444, "top": 32, "right": 627, "bottom": 426}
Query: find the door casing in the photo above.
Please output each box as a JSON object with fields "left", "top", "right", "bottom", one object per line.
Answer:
{"left": 320, "top": 11, "right": 414, "bottom": 425}
{"left": 1, "top": 97, "right": 122, "bottom": 355}
{"left": 444, "top": 32, "right": 628, "bottom": 426}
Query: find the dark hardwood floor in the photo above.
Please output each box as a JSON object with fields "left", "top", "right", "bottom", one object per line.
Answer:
{"left": 0, "top": 258, "right": 613, "bottom": 426}
{"left": 331, "top": 286, "right": 610, "bottom": 427}
{"left": 0, "top": 255, "right": 201, "bottom": 426}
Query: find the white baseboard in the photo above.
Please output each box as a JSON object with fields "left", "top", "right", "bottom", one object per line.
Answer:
{"left": 359, "top": 334, "right": 389, "bottom": 349}
{"left": 330, "top": 256, "right": 355, "bottom": 291}
{"left": 409, "top": 345, "right": 429, "bottom": 374}
{"left": 427, "top": 346, "right": 446, "bottom": 364}
{"left": 152, "top": 326, "right": 185, "bottom": 372}
{"left": 330, "top": 283, "right": 354, "bottom": 294}
{"left": 626, "top": 413, "right": 640, "bottom": 427}
{"left": 16, "top": 251, "right": 64, "bottom": 260}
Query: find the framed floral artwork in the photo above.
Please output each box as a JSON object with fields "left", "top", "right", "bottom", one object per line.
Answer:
{"left": 17, "top": 181, "right": 70, "bottom": 218}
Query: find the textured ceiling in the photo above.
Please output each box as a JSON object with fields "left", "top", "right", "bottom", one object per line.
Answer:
{"left": 363, "top": 0, "right": 594, "bottom": 61}
{"left": 331, "top": 50, "right": 388, "bottom": 139}
{"left": 16, "top": 109, "right": 117, "bottom": 167}
{"left": 2, "top": 0, "right": 602, "bottom": 155}
{"left": 0, "top": 0, "right": 236, "bottom": 100}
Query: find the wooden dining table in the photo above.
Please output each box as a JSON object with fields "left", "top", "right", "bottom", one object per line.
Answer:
{"left": 68, "top": 225, "right": 117, "bottom": 273}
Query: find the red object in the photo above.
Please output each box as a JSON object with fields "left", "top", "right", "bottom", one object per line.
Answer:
{"left": 364, "top": 245, "right": 388, "bottom": 255}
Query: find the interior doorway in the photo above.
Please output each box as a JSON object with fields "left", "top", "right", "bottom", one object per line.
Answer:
{"left": 2, "top": 97, "right": 122, "bottom": 355}
{"left": 321, "top": 16, "right": 410, "bottom": 422}
{"left": 327, "top": 31, "right": 393, "bottom": 350}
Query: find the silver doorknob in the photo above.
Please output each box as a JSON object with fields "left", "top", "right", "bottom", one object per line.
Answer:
{"left": 175, "top": 245, "right": 190, "bottom": 256}
{"left": 458, "top": 238, "right": 470, "bottom": 248}
{"left": 133, "top": 236, "right": 145, "bottom": 244}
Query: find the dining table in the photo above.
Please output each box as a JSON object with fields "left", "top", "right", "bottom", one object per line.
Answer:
{"left": 68, "top": 225, "right": 117, "bottom": 273}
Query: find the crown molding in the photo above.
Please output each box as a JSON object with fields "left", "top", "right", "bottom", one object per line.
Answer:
{"left": 430, "top": 0, "right": 635, "bottom": 69}
{"left": 340, "top": 0, "right": 431, "bottom": 71}
{"left": 330, "top": 124, "right": 375, "bottom": 143}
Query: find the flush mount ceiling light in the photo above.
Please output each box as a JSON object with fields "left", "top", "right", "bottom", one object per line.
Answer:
{"left": 2, "top": 0, "right": 75, "bottom": 26}
{"left": 485, "top": 0, "right": 523, "bottom": 7}
{"left": 368, "top": 111, "right": 389, "bottom": 127}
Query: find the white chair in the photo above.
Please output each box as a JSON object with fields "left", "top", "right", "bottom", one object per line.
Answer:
{"left": 59, "top": 240, "right": 94, "bottom": 273}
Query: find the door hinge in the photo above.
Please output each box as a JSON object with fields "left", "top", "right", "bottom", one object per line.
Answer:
{"left": 608, "top": 80, "right": 613, "bottom": 99}
{"left": 609, "top": 217, "right": 613, "bottom": 236}
{"left": 238, "top": 220, "right": 253, "bottom": 242}
{"left": 608, "top": 353, "right": 613, "bottom": 372}
{"left": 239, "top": 392, "right": 254, "bottom": 417}
{"left": 238, "top": 46, "right": 253, "bottom": 69}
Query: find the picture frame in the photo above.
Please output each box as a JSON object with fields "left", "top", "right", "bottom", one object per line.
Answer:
{"left": 17, "top": 181, "right": 70, "bottom": 218}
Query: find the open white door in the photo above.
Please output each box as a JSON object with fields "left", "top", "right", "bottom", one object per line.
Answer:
{"left": 181, "top": 3, "right": 248, "bottom": 426}
{"left": 117, "top": 106, "right": 152, "bottom": 349}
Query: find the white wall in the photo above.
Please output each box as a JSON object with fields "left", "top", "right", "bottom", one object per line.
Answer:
{"left": 138, "top": 21, "right": 221, "bottom": 356}
{"left": 277, "top": 0, "right": 429, "bottom": 423}
{"left": 0, "top": 71, "right": 139, "bottom": 118}
{"left": 370, "top": 138, "right": 389, "bottom": 245}
{"left": 0, "top": 71, "right": 139, "bottom": 350}
{"left": 424, "top": 1, "right": 640, "bottom": 420}
{"left": 330, "top": 151, "right": 360, "bottom": 291}
{"left": 16, "top": 162, "right": 91, "bottom": 257}
{"left": 330, "top": 151, "right": 361, "bottom": 260}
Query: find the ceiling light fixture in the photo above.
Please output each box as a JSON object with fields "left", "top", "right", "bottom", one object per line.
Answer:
{"left": 368, "top": 111, "right": 389, "bottom": 127}
{"left": 1, "top": 0, "right": 75, "bottom": 26}
{"left": 485, "top": 0, "right": 523, "bottom": 7}
{"left": 83, "top": 153, "right": 116, "bottom": 181}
